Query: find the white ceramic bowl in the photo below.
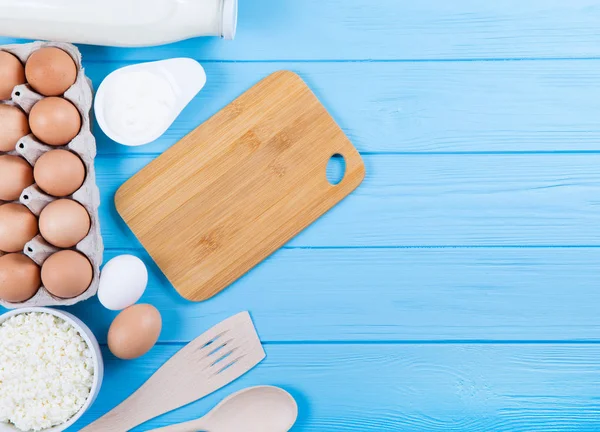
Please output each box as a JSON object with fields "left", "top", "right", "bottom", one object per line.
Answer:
{"left": 0, "top": 307, "right": 104, "bottom": 432}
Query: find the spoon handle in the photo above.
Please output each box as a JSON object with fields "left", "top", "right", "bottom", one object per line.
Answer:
{"left": 146, "top": 418, "right": 210, "bottom": 432}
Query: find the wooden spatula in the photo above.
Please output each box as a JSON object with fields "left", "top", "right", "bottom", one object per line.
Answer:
{"left": 81, "top": 312, "right": 265, "bottom": 432}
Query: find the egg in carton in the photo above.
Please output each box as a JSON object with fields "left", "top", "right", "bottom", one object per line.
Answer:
{"left": 0, "top": 41, "right": 102, "bottom": 309}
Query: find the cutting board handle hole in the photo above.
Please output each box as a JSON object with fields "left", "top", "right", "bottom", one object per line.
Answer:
{"left": 326, "top": 154, "right": 346, "bottom": 186}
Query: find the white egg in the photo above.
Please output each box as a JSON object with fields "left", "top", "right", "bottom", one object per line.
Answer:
{"left": 98, "top": 255, "right": 148, "bottom": 310}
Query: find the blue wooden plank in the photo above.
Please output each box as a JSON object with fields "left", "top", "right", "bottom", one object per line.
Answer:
{"left": 83, "top": 60, "right": 600, "bottom": 155}
{"left": 95, "top": 154, "right": 600, "bottom": 248}
{"left": 57, "top": 248, "right": 600, "bottom": 343}
{"left": 74, "top": 343, "right": 600, "bottom": 431}
{"left": 3, "top": 1, "right": 600, "bottom": 61}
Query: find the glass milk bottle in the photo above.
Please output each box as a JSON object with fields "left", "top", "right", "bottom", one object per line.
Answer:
{"left": 0, "top": 0, "right": 238, "bottom": 46}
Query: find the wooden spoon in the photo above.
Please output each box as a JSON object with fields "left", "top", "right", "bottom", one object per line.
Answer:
{"left": 148, "top": 386, "right": 298, "bottom": 432}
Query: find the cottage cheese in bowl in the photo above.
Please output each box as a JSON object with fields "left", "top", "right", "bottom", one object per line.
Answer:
{"left": 0, "top": 308, "right": 103, "bottom": 432}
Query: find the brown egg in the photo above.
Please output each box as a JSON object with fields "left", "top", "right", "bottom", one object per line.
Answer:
{"left": 0, "top": 203, "right": 38, "bottom": 253}
{"left": 34, "top": 150, "right": 86, "bottom": 197}
{"left": 108, "top": 304, "right": 162, "bottom": 360}
{"left": 25, "top": 47, "right": 77, "bottom": 97}
{"left": 0, "top": 253, "right": 40, "bottom": 303}
{"left": 39, "top": 199, "right": 90, "bottom": 248}
{"left": 0, "top": 51, "right": 25, "bottom": 100}
{"left": 29, "top": 97, "right": 81, "bottom": 146}
{"left": 41, "top": 250, "right": 92, "bottom": 299}
{"left": 0, "top": 104, "right": 30, "bottom": 152}
{"left": 0, "top": 155, "right": 33, "bottom": 201}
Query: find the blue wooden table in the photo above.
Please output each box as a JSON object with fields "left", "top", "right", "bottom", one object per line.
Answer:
{"left": 4, "top": 1, "right": 600, "bottom": 430}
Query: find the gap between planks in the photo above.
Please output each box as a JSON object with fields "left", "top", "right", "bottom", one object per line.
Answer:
{"left": 128, "top": 341, "right": 600, "bottom": 347}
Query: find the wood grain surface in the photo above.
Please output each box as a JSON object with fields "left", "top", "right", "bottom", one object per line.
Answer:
{"left": 76, "top": 344, "right": 600, "bottom": 431}
{"left": 75, "top": 0, "right": 600, "bottom": 61}
{"left": 100, "top": 154, "right": 600, "bottom": 248}
{"left": 69, "top": 248, "right": 600, "bottom": 343}
{"left": 88, "top": 61, "right": 600, "bottom": 155}
{"left": 116, "top": 71, "right": 364, "bottom": 301}
{"left": 2, "top": 0, "right": 600, "bottom": 430}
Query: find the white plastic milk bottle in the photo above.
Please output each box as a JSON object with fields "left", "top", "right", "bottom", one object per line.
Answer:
{"left": 0, "top": 0, "right": 237, "bottom": 47}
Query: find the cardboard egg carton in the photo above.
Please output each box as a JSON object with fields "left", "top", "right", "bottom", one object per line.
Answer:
{"left": 0, "top": 41, "right": 102, "bottom": 309}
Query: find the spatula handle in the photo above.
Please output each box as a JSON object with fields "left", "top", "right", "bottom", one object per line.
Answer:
{"left": 80, "top": 380, "right": 188, "bottom": 432}
{"left": 79, "top": 389, "right": 159, "bottom": 432}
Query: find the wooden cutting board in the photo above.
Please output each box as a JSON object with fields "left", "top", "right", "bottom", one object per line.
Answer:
{"left": 115, "top": 71, "right": 365, "bottom": 301}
